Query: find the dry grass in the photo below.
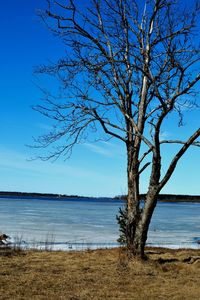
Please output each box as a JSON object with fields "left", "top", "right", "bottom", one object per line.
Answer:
{"left": 0, "top": 246, "right": 200, "bottom": 299}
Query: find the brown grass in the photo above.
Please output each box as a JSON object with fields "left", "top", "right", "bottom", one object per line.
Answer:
{"left": 0, "top": 247, "right": 200, "bottom": 299}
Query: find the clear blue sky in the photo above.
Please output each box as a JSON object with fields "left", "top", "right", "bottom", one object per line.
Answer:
{"left": 0, "top": 0, "right": 199, "bottom": 197}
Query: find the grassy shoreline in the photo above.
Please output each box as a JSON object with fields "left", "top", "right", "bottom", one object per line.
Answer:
{"left": 1, "top": 247, "right": 200, "bottom": 299}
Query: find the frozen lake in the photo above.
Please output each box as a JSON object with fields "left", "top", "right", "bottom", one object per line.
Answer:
{"left": 0, "top": 197, "right": 200, "bottom": 250}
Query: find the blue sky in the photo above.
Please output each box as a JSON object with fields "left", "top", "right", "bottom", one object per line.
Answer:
{"left": 0, "top": 0, "right": 199, "bottom": 197}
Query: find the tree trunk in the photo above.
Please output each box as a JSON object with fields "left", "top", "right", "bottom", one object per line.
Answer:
{"left": 126, "top": 146, "right": 141, "bottom": 253}
{"left": 132, "top": 198, "right": 157, "bottom": 259}
{"left": 126, "top": 184, "right": 158, "bottom": 259}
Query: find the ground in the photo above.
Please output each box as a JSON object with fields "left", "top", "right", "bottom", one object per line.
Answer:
{"left": 0, "top": 247, "right": 200, "bottom": 299}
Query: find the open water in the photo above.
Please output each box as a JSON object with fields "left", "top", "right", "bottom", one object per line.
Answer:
{"left": 0, "top": 197, "right": 200, "bottom": 250}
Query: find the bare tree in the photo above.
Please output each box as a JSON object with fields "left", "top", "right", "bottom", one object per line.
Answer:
{"left": 34, "top": 0, "right": 200, "bottom": 258}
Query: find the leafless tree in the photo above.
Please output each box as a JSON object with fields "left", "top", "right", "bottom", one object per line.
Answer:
{"left": 34, "top": 0, "right": 200, "bottom": 258}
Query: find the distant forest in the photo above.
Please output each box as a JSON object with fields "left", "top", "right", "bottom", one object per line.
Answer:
{"left": 115, "top": 194, "right": 200, "bottom": 202}
{"left": 0, "top": 191, "right": 200, "bottom": 202}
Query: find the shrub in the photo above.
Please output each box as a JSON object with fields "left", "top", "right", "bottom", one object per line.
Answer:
{"left": 116, "top": 204, "right": 128, "bottom": 245}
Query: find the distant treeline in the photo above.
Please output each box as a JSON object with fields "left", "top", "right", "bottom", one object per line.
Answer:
{"left": 114, "top": 194, "right": 200, "bottom": 203}
{"left": 0, "top": 191, "right": 85, "bottom": 199}
{"left": 0, "top": 191, "right": 200, "bottom": 202}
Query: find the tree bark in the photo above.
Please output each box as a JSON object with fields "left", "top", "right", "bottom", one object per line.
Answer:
{"left": 126, "top": 145, "right": 141, "bottom": 252}
{"left": 127, "top": 169, "right": 159, "bottom": 258}
{"left": 133, "top": 191, "right": 158, "bottom": 258}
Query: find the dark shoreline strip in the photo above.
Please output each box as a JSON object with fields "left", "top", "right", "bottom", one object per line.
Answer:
{"left": 0, "top": 191, "right": 200, "bottom": 203}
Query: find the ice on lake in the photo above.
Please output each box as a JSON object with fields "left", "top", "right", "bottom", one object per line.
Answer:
{"left": 0, "top": 197, "right": 200, "bottom": 250}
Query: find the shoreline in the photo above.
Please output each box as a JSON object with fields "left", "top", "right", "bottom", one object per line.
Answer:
{"left": 0, "top": 191, "right": 200, "bottom": 203}
{"left": 2, "top": 238, "right": 200, "bottom": 252}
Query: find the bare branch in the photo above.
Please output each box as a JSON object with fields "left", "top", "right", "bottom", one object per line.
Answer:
{"left": 160, "top": 139, "right": 200, "bottom": 147}
{"left": 159, "top": 128, "right": 200, "bottom": 190}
